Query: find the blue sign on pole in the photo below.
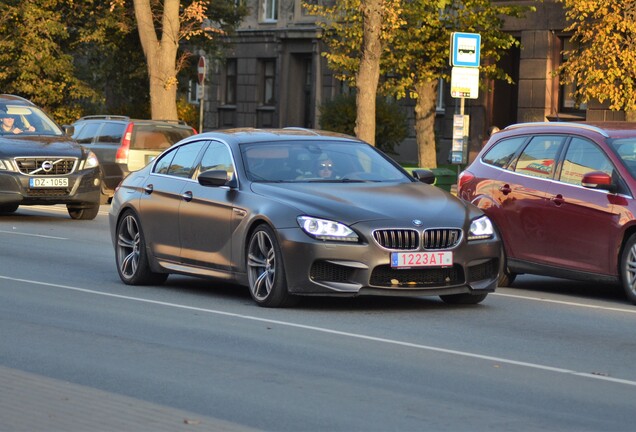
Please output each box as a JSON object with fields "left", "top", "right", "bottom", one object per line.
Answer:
{"left": 450, "top": 32, "right": 481, "bottom": 68}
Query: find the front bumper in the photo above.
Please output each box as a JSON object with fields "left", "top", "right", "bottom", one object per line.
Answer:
{"left": 0, "top": 168, "right": 101, "bottom": 206}
{"left": 276, "top": 227, "right": 501, "bottom": 298}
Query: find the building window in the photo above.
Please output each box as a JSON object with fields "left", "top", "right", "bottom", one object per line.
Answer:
{"left": 225, "top": 59, "right": 237, "bottom": 105}
{"left": 261, "top": 0, "right": 278, "bottom": 22}
{"left": 560, "top": 37, "right": 587, "bottom": 113}
{"left": 262, "top": 60, "right": 276, "bottom": 105}
{"left": 188, "top": 80, "right": 201, "bottom": 104}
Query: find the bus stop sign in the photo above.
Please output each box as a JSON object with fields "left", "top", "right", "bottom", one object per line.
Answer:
{"left": 450, "top": 32, "right": 481, "bottom": 68}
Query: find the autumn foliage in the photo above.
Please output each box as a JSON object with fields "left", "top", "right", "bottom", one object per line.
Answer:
{"left": 558, "top": 0, "right": 636, "bottom": 118}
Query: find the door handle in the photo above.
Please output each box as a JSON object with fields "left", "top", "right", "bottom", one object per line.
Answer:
{"left": 144, "top": 184, "right": 153, "bottom": 194}
{"left": 181, "top": 191, "right": 193, "bottom": 202}
{"left": 551, "top": 194, "right": 565, "bottom": 206}
{"left": 499, "top": 184, "right": 512, "bottom": 195}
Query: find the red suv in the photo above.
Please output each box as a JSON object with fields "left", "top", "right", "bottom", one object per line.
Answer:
{"left": 458, "top": 122, "right": 636, "bottom": 304}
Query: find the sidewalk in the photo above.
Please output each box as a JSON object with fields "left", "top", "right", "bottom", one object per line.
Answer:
{"left": 0, "top": 365, "right": 257, "bottom": 432}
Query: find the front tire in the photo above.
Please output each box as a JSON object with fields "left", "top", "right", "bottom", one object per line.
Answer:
{"left": 620, "top": 233, "right": 636, "bottom": 304}
{"left": 115, "top": 210, "right": 168, "bottom": 285}
{"left": 247, "top": 225, "right": 296, "bottom": 307}
{"left": 498, "top": 246, "right": 517, "bottom": 287}
{"left": 67, "top": 204, "right": 100, "bottom": 220}
{"left": 0, "top": 204, "right": 19, "bottom": 213}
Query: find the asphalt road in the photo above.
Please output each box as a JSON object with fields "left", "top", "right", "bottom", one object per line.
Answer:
{"left": 1, "top": 205, "right": 636, "bottom": 431}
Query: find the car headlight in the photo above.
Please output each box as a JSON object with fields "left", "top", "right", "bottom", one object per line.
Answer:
{"left": 0, "top": 159, "right": 13, "bottom": 171}
{"left": 468, "top": 215, "right": 494, "bottom": 240}
{"left": 297, "top": 216, "right": 359, "bottom": 242}
{"left": 82, "top": 151, "right": 99, "bottom": 169}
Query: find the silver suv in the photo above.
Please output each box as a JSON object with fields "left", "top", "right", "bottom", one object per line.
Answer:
{"left": 0, "top": 95, "right": 101, "bottom": 220}
{"left": 71, "top": 116, "right": 196, "bottom": 203}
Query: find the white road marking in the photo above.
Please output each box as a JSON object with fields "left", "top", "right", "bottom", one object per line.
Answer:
{"left": 2, "top": 274, "right": 636, "bottom": 387}
{"left": 0, "top": 230, "right": 68, "bottom": 240}
{"left": 493, "top": 292, "right": 636, "bottom": 314}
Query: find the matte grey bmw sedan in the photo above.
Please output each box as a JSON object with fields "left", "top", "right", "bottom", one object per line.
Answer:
{"left": 109, "top": 128, "right": 501, "bottom": 307}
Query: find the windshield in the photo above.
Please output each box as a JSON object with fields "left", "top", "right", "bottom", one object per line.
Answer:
{"left": 241, "top": 140, "right": 410, "bottom": 183}
{"left": 0, "top": 103, "right": 63, "bottom": 136}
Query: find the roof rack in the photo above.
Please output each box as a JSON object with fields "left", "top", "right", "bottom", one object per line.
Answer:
{"left": 503, "top": 122, "right": 610, "bottom": 138}
{"left": 79, "top": 115, "right": 130, "bottom": 120}
{"left": 146, "top": 119, "right": 188, "bottom": 125}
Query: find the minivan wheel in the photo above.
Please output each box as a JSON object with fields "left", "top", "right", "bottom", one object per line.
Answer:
{"left": 620, "top": 233, "right": 636, "bottom": 304}
{"left": 99, "top": 189, "right": 111, "bottom": 205}
{"left": 115, "top": 210, "right": 168, "bottom": 285}
{"left": 67, "top": 204, "right": 100, "bottom": 220}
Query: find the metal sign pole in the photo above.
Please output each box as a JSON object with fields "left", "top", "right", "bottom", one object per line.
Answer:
{"left": 197, "top": 56, "right": 206, "bottom": 133}
{"left": 199, "top": 80, "right": 205, "bottom": 133}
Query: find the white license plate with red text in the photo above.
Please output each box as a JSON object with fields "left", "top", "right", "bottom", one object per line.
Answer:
{"left": 391, "top": 251, "right": 453, "bottom": 268}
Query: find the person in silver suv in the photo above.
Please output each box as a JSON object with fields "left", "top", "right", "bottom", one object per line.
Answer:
{"left": 0, "top": 95, "right": 101, "bottom": 220}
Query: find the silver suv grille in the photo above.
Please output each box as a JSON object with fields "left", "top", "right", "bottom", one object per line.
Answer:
{"left": 422, "top": 229, "right": 462, "bottom": 249}
{"left": 373, "top": 228, "right": 462, "bottom": 250}
{"left": 14, "top": 158, "right": 77, "bottom": 175}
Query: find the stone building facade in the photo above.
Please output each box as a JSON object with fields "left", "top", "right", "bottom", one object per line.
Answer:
{"left": 198, "top": 0, "right": 622, "bottom": 166}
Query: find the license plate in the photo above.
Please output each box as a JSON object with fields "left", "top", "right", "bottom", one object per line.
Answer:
{"left": 391, "top": 251, "right": 453, "bottom": 268}
{"left": 29, "top": 177, "right": 69, "bottom": 188}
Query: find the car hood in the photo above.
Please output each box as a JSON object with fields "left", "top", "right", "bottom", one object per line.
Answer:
{"left": 250, "top": 181, "right": 478, "bottom": 227}
{"left": 0, "top": 135, "right": 84, "bottom": 157}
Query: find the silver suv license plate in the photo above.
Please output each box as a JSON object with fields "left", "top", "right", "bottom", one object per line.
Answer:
{"left": 29, "top": 177, "right": 69, "bottom": 188}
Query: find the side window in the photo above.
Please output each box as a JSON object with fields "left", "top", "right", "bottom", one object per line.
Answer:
{"left": 481, "top": 137, "right": 526, "bottom": 168}
{"left": 199, "top": 141, "right": 235, "bottom": 180}
{"left": 514, "top": 135, "right": 564, "bottom": 179}
{"left": 153, "top": 148, "right": 177, "bottom": 175}
{"left": 73, "top": 122, "right": 100, "bottom": 144}
{"left": 166, "top": 141, "right": 206, "bottom": 178}
{"left": 97, "top": 123, "right": 126, "bottom": 144}
{"left": 559, "top": 137, "right": 614, "bottom": 186}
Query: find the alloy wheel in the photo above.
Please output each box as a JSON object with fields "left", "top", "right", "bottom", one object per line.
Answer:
{"left": 117, "top": 214, "right": 140, "bottom": 280}
{"left": 247, "top": 230, "right": 276, "bottom": 301}
{"left": 625, "top": 242, "right": 636, "bottom": 297}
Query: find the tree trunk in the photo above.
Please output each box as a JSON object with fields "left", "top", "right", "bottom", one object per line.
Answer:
{"left": 414, "top": 80, "right": 438, "bottom": 169}
{"left": 355, "top": 0, "right": 383, "bottom": 146}
{"left": 133, "top": 0, "right": 180, "bottom": 120}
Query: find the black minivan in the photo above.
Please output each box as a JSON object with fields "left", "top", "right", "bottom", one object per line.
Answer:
{"left": 71, "top": 115, "right": 196, "bottom": 203}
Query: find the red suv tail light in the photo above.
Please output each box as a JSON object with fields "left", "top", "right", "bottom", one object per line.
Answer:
{"left": 457, "top": 170, "right": 475, "bottom": 193}
{"left": 116, "top": 123, "right": 134, "bottom": 164}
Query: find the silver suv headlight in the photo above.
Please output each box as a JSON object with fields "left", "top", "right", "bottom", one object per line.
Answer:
{"left": 81, "top": 151, "right": 99, "bottom": 169}
{"left": 0, "top": 159, "right": 12, "bottom": 171}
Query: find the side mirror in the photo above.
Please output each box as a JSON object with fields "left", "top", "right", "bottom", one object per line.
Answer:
{"left": 198, "top": 169, "right": 230, "bottom": 187}
{"left": 412, "top": 169, "right": 436, "bottom": 185}
{"left": 63, "top": 125, "right": 74, "bottom": 136}
{"left": 581, "top": 171, "right": 615, "bottom": 193}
